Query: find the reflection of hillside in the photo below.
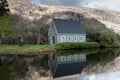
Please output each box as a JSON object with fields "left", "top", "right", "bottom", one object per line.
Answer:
{"left": 81, "top": 56, "right": 120, "bottom": 77}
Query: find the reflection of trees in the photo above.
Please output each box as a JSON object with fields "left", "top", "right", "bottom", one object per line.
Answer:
{"left": 97, "top": 49, "right": 120, "bottom": 64}
{"left": 56, "top": 48, "right": 120, "bottom": 66}
{"left": 0, "top": 63, "right": 10, "bottom": 80}
{"left": 87, "top": 48, "right": 120, "bottom": 65}
{"left": 0, "top": 56, "right": 2, "bottom": 65}
{"left": 56, "top": 49, "right": 101, "bottom": 56}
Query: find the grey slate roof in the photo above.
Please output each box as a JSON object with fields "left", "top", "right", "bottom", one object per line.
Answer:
{"left": 53, "top": 19, "right": 86, "bottom": 34}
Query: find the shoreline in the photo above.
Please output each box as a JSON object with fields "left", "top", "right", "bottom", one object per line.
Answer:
{"left": 0, "top": 48, "right": 56, "bottom": 54}
{"left": 0, "top": 47, "right": 120, "bottom": 55}
{"left": 0, "top": 45, "right": 55, "bottom": 54}
{"left": 0, "top": 44, "right": 120, "bottom": 54}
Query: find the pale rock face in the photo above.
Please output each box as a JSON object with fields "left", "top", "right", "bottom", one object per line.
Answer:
{"left": 7, "top": 0, "right": 120, "bottom": 35}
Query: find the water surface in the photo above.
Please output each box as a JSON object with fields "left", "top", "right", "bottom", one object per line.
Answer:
{"left": 0, "top": 48, "right": 120, "bottom": 80}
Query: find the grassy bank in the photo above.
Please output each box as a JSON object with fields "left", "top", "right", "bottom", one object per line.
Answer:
{"left": 56, "top": 42, "right": 101, "bottom": 50}
{"left": 0, "top": 45, "right": 54, "bottom": 53}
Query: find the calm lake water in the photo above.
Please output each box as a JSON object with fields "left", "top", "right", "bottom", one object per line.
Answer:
{"left": 0, "top": 48, "right": 120, "bottom": 80}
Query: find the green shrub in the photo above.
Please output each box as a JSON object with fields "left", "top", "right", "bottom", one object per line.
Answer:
{"left": 85, "top": 21, "right": 120, "bottom": 48}
{"left": 98, "top": 29, "right": 120, "bottom": 47}
{"left": 55, "top": 42, "right": 101, "bottom": 50}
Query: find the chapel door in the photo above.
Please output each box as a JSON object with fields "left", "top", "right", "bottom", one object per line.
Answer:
{"left": 52, "top": 36, "right": 55, "bottom": 45}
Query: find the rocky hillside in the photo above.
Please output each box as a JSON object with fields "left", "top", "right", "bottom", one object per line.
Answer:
{"left": 7, "top": 0, "right": 120, "bottom": 35}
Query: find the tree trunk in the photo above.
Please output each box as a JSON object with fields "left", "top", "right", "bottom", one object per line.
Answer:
{"left": 20, "top": 36, "right": 24, "bottom": 43}
{"left": 0, "top": 34, "right": 2, "bottom": 45}
{"left": 19, "top": 35, "right": 24, "bottom": 46}
{"left": 37, "top": 34, "right": 41, "bottom": 45}
{"left": 0, "top": 38, "right": 1, "bottom": 45}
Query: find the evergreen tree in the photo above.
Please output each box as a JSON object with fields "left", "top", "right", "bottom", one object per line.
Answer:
{"left": 0, "top": 0, "right": 12, "bottom": 44}
{"left": 0, "top": 0, "right": 10, "bottom": 15}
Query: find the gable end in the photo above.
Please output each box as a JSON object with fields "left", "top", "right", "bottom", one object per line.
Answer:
{"left": 48, "top": 19, "right": 58, "bottom": 35}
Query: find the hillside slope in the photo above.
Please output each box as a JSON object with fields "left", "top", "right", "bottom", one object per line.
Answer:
{"left": 7, "top": 0, "right": 120, "bottom": 35}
